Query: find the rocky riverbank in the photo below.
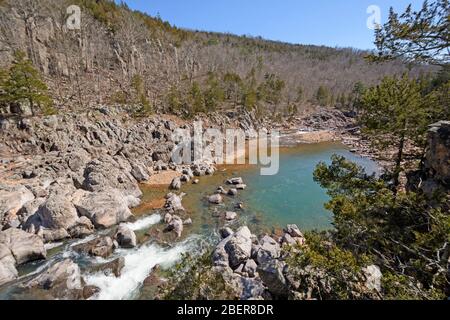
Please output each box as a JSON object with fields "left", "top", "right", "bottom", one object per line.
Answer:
{"left": 0, "top": 105, "right": 383, "bottom": 298}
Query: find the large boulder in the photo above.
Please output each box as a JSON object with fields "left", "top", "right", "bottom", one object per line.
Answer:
{"left": 256, "top": 235, "right": 281, "bottom": 264}
{"left": 0, "top": 184, "right": 35, "bottom": 229}
{"left": 24, "top": 259, "right": 84, "bottom": 299}
{"left": 169, "top": 177, "right": 182, "bottom": 190}
{"left": 67, "top": 216, "right": 95, "bottom": 238}
{"left": 225, "top": 226, "right": 252, "bottom": 269}
{"left": 257, "top": 259, "right": 288, "bottom": 298}
{"left": 29, "top": 193, "right": 79, "bottom": 230}
{"left": 114, "top": 224, "right": 137, "bottom": 248}
{"left": 72, "top": 189, "right": 133, "bottom": 229}
{"left": 130, "top": 163, "right": 150, "bottom": 182}
{"left": 164, "top": 193, "right": 185, "bottom": 214}
{"left": 73, "top": 236, "right": 114, "bottom": 258}
{"left": 0, "top": 244, "right": 17, "bottom": 286}
{"left": 0, "top": 228, "right": 46, "bottom": 265}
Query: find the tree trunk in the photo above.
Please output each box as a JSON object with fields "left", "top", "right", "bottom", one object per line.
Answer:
{"left": 393, "top": 132, "right": 406, "bottom": 195}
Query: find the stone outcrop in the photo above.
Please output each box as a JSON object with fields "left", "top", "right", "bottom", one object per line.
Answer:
{"left": 425, "top": 121, "right": 450, "bottom": 186}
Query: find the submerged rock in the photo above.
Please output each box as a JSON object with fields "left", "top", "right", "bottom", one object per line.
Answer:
{"left": 165, "top": 215, "right": 183, "bottom": 238}
{"left": 91, "top": 257, "right": 125, "bottom": 277}
{"left": 208, "top": 194, "right": 223, "bottom": 204}
{"left": 73, "top": 236, "right": 114, "bottom": 258}
{"left": 225, "top": 211, "right": 237, "bottom": 221}
{"left": 227, "top": 177, "right": 244, "bottom": 185}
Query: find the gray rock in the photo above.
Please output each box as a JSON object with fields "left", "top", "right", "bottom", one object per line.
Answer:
{"left": 165, "top": 215, "right": 183, "bottom": 238}
{"left": 257, "top": 259, "right": 288, "bottom": 298}
{"left": 227, "top": 177, "right": 244, "bottom": 185}
{"left": 227, "top": 188, "right": 238, "bottom": 196}
{"left": 225, "top": 226, "right": 252, "bottom": 269}
{"left": 67, "top": 216, "right": 95, "bottom": 238}
{"left": 192, "top": 179, "right": 200, "bottom": 184}
{"left": 243, "top": 259, "right": 258, "bottom": 278}
{"left": 225, "top": 211, "right": 237, "bottom": 221}
{"left": 216, "top": 186, "right": 226, "bottom": 194}
{"left": 219, "top": 227, "right": 234, "bottom": 239}
{"left": 183, "top": 218, "right": 193, "bottom": 225}
{"left": 0, "top": 228, "right": 46, "bottom": 265}
{"left": 362, "top": 265, "right": 382, "bottom": 293}
{"left": 82, "top": 156, "right": 142, "bottom": 199}
{"left": 283, "top": 224, "right": 304, "bottom": 238}
{"left": 130, "top": 163, "right": 150, "bottom": 182}
{"left": 280, "top": 232, "right": 305, "bottom": 246}
{"left": 73, "top": 236, "right": 114, "bottom": 258}
{"left": 169, "top": 177, "right": 182, "bottom": 190}
{"left": 0, "top": 184, "right": 35, "bottom": 228}
{"left": 91, "top": 257, "right": 125, "bottom": 277}
{"left": 30, "top": 193, "right": 79, "bottom": 230}
{"left": 72, "top": 189, "right": 133, "bottom": 229}
{"left": 164, "top": 213, "right": 173, "bottom": 223}
{"left": 114, "top": 224, "right": 137, "bottom": 248}
{"left": 180, "top": 174, "right": 190, "bottom": 182}
{"left": 0, "top": 244, "right": 17, "bottom": 286}
{"left": 17, "top": 198, "right": 45, "bottom": 226}
{"left": 208, "top": 194, "right": 223, "bottom": 204}
{"left": 164, "top": 193, "right": 185, "bottom": 214}
{"left": 235, "top": 184, "right": 247, "bottom": 190}
{"left": 25, "top": 259, "right": 83, "bottom": 299}
{"left": 41, "top": 228, "right": 70, "bottom": 242}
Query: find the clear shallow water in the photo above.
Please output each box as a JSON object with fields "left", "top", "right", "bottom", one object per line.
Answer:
{"left": 237, "top": 142, "right": 379, "bottom": 230}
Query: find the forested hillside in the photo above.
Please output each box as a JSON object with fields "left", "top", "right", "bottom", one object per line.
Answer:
{"left": 0, "top": 0, "right": 434, "bottom": 118}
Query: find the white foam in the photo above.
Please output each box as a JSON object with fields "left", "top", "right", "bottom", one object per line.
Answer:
{"left": 124, "top": 214, "right": 161, "bottom": 231}
{"left": 83, "top": 236, "right": 199, "bottom": 300}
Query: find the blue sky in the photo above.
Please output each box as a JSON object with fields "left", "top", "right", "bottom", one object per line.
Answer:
{"left": 121, "top": 0, "right": 424, "bottom": 50}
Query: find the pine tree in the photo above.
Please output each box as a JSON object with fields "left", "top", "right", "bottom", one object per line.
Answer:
{"left": 1, "top": 51, "right": 54, "bottom": 115}
{"left": 131, "top": 74, "right": 153, "bottom": 116}
{"left": 315, "top": 86, "right": 330, "bottom": 106}
{"left": 369, "top": 0, "right": 449, "bottom": 65}
{"left": 360, "top": 74, "right": 427, "bottom": 191}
